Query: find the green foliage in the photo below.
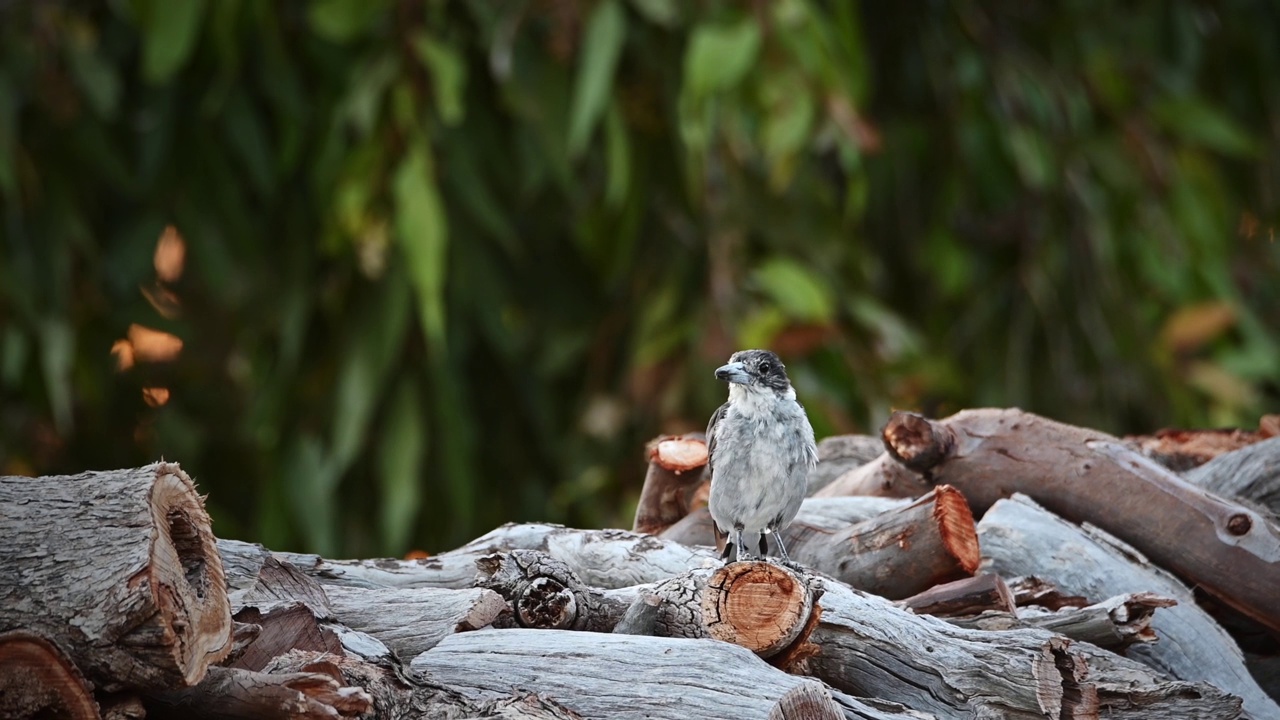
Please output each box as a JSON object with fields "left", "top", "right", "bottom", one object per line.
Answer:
{"left": 1, "top": 1, "right": 1277, "bottom": 555}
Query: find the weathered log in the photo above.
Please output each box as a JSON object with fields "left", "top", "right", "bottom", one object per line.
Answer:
{"left": 699, "top": 562, "right": 821, "bottom": 660}
{"left": 1125, "top": 415, "right": 1278, "bottom": 471}
{"left": 144, "top": 664, "right": 373, "bottom": 720}
{"left": 946, "top": 592, "right": 1176, "bottom": 651}
{"left": 871, "top": 408, "right": 1280, "bottom": 636}
{"left": 658, "top": 497, "right": 910, "bottom": 550}
{"left": 231, "top": 603, "right": 343, "bottom": 672}
{"left": 1184, "top": 436, "right": 1280, "bottom": 515}
{"left": 898, "top": 573, "right": 1016, "bottom": 617}
{"left": 263, "top": 523, "right": 715, "bottom": 591}
{"left": 788, "top": 486, "right": 979, "bottom": 599}
{"left": 812, "top": 451, "right": 932, "bottom": 499}
{"left": 98, "top": 693, "right": 145, "bottom": 720}
{"left": 632, "top": 434, "right": 708, "bottom": 535}
{"left": 1005, "top": 575, "right": 1089, "bottom": 610}
{"left": 807, "top": 578, "right": 1242, "bottom": 719}
{"left": 476, "top": 549, "right": 633, "bottom": 632}
{"left": 808, "top": 434, "right": 886, "bottom": 494}
{"left": 325, "top": 585, "right": 509, "bottom": 658}
{"left": 979, "top": 494, "right": 1279, "bottom": 719}
{"left": 411, "top": 628, "right": 932, "bottom": 720}
{"left": 0, "top": 630, "right": 99, "bottom": 720}
{"left": 0, "top": 463, "right": 231, "bottom": 691}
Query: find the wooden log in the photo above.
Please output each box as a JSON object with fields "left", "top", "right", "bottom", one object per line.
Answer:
{"left": 945, "top": 592, "right": 1176, "bottom": 651}
{"left": 0, "top": 463, "right": 232, "bottom": 691}
{"left": 1005, "top": 575, "right": 1089, "bottom": 610}
{"left": 1183, "top": 436, "right": 1280, "bottom": 515}
{"left": 788, "top": 486, "right": 979, "bottom": 599}
{"left": 699, "top": 562, "right": 821, "bottom": 659}
{"left": 807, "top": 578, "right": 1242, "bottom": 719}
{"left": 871, "top": 408, "right": 1280, "bottom": 636}
{"left": 325, "top": 585, "right": 509, "bottom": 658}
{"left": 632, "top": 434, "right": 708, "bottom": 535}
{"left": 144, "top": 664, "right": 372, "bottom": 720}
{"left": 898, "top": 574, "right": 1016, "bottom": 617}
{"left": 808, "top": 434, "right": 886, "bottom": 494}
{"left": 98, "top": 694, "right": 145, "bottom": 720}
{"left": 0, "top": 630, "right": 99, "bottom": 720}
{"left": 1125, "top": 415, "right": 1278, "bottom": 471}
{"left": 476, "top": 549, "right": 632, "bottom": 632}
{"left": 658, "top": 497, "right": 910, "bottom": 549}
{"left": 812, "top": 451, "right": 932, "bottom": 499}
{"left": 231, "top": 604, "right": 344, "bottom": 672}
{"left": 410, "top": 628, "right": 931, "bottom": 720}
{"left": 979, "top": 494, "right": 1280, "bottom": 719}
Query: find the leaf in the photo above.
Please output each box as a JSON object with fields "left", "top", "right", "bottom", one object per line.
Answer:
{"left": 283, "top": 433, "right": 340, "bottom": 555}
{"left": 413, "top": 35, "right": 468, "bottom": 127}
{"left": 377, "top": 376, "right": 426, "bottom": 553}
{"left": 604, "top": 100, "right": 630, "bottom": 207}
{"left": 627, "top": 0, "right": 678, "bottom": 26}
{"left": 1006, "top": 125, "right": 1054, "bottom": 190}
{"left": 1161, "top": 301, "right": 1236, "bottom": 353}
{"left": 567, "top": 0, "right": 626, "bottom": 157}
{"left": 38, "top": 318, "right": 74, "bottom": 433}
{"left": 393, "top": 141, "right": 449, "bottom": 345}
{"left": 309, "top": 0, "right": 386, "bottom": 44}
{"left": 753, "top": 258, "right": 834, "bottom": 323}
{"left": 142, "top": 0, "right": 207, "bottom": 84}
{"left": 1153, "top": 97, "right": 1258, "bottom": 157}
{"left": 683, "top": 18, "right": 761, "bottom": 99}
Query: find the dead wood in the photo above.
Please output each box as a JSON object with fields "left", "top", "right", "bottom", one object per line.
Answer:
{"left": 808, "top": 434, "right": 886, "bottom": 494}
{"left": 0, "top": 463, "right": 231, "bottom": 691}
{"left": 0, "top": 629, "right": 100, "bottom": 720}
{"left": 979, "top": 493, "right": 1279, "bottom": 719}
{"left": 325, "top": 585, "right": 509, "bottom": 658}
{"left": 868, "top": 408, "right": 1280, "bottom": 638}
{"left": 1184, "top": 436, "right": 1280, "bottom": 516}
{"left": 410, "top": 628, "right": 930, "bottom": 720}
{"left": 658, "top": 496, "right": 910, "bottom": 549}
{"left": 898, "top": 574, "right": 1016, "bottom": 617}
{"left": 1005, "top": 575, "right": 1089, "bottom": 610}
{"left": 807, "top": 578, "right": 1242, "bottom": 719}
{"left": 231, "top": 604, "right": 344, "bottom": 671}
{"left": 1125, "top": 414, "right": 1278, "bottom": 471}
{"left": 945, "top": 592, "right": 1175, "bottom": 651}
{"left": 632, "top": 434, "right": 708, "bottom": 535}
{"left": 812, "top": 451, "right": 933, "bottom": 499}
{"left": 144, "top": 664, "right": 372, "bottom": 720}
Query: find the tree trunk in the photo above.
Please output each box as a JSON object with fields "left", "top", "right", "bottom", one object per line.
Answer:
{"left": 978, "top": 493, "right": 1279, "bottom": 719}
{"left": 0, "top": 630, "right": 100, "bottom": 720}
{"left": 0, "top": 463, "right": 232, "bottom": 691}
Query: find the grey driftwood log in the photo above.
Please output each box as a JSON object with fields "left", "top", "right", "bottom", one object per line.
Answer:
{"left": 942, "top": 592, "right": 1175, "bottom": 651}
{"left": 978, "top": 494, "right": 1280, "bottom": 719}
{"left": 657, "top": 495, "right": 909, "bottom": 547}
{"left": 410, "top": 628, "right": 933, "bottom": 720}
{"left": 808, "top": 434, "right": 887, "bottom": 494}
{"left": 0, "top": 463, "right": 232, "bottom": 692}
{"left": 1183, "top": 435, "right": 1280, "bottom": 515}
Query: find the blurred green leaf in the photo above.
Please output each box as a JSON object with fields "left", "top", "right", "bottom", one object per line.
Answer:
{"left": 1006, "top": 125, "right": 1055, "bottom": 190}
{"left": 627, "top": 0, "right": 678, "bottom": 26}
{"left": 377, "top": 376, "right": 426, "bottom": 553}
{"left": 1153, "top": 97, "right": 1258, "bottom": 157}
{"left": 604, "top": 100, "right": 630, "bottom": 207}
{"left": 284, "top": 434, "right": 339, "bottom": 555}
{"left": 38, "top": 319, "right": 74, "bottom": 434}
{"left": 684, "top": 18, "right": 761, "bottom": 98}
{"left": 413, "top": 35, "right": 468, "bottom": 127}
{"left": 141, "top": 0, "right": 207, "bottom": 84}
{"left": 568, "top": 0, "right": 626, "bottom": 157}
{"left": 393, "top": 140, "right": 449, "bottom": 345}
{"left": 753, "top": 258, "right": 834, "bottom": 323}
{"left": 309, "top": 0, "right": 386, "bottom": 44}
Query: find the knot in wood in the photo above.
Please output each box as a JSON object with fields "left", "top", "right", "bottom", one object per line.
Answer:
{"left": 516, "top": 576, "right": 578, "bottom": 630}
{"left": 1226, "top": 513, "right": 1252, "bottom": 536}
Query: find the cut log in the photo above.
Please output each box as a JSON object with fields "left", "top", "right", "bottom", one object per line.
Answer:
{"left": 144, "top": 664, "right": 372, "bottom": 720}
{"left": 700, "top": 562, "right": 821, "bottom": 659}
{"left": 476, "top": 549, "right": 632, "bottom": 632}
{"left": 872, "top": 408, "right": 1280, "bottom": 636}
{"left": 632, "top": 434, "right": 708, "bottom": 535}
{"left": 788, "top": 486, "right": 979, "bottom": 599}
{"left": 658, "top": 497, "right": 911, "bottom": 550}
{"left": 410, "top": 628, "right": 931, "bottom": 720}
{"left": 812, "top": 451, "right": 933, "bottom": 499}
{"left": 898, "top": 574, "right": 1016, "bottom": 617}
{"left": 1183, "top": 436, "right": 1280, "bottom": 515}
{"left": 945, "top": 592, "right": 1175, "bottom": 651}
{"left": 807, "top": 578, "right": 1242, "bottom": 718}
{"left": 979, "top": 494, "right": 1280, "bottom": 719}
{"left": 325, "top": 585, "right": 509, "bottom": 658}
{"left": 0, "top": 463, "right": 232, "bottom": 691}
{"left": 808, "top": 434, "right": 886, "bottom": 494}
{"left": 0, "top": 630, "right": 99, "bottom": 720}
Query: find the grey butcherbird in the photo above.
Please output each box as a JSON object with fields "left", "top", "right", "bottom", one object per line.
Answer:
{"left": 706, "top": 349, "right": 817, "bottom": 563}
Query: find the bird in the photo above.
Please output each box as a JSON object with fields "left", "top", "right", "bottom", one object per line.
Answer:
{"left": 705, "top": 349, "right": 817, "bottom": 563}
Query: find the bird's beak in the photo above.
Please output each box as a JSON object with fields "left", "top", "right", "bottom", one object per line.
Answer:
{"left": 714, "top": 361, "right": 751, "bottom": 385}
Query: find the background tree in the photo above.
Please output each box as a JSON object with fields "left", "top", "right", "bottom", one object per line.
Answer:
{"left": 1, "top": 0, "right": 1277, "bottom": 556}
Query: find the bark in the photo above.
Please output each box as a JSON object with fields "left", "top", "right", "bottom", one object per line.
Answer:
{"left": 1183, "top": 436, "right": 1280, "bottom": 515}
{"left": 325, "top": 585, "right": 510, "bottom": 658}
{"left": 231, "top": 603, "right": 344, "bottom": 672}
{"left": 979, "top": 494, "right": 1279, "bottom": 719}
{"left": 811, "top": 451, "right": 933, "bottom": 499}
{"left": 808, "top": 434, "right": 886, "bottom": 495}
{"left": 0, "top": 463, "right": 232, "bottom": 691}
{"left": 898, "top": 574, "right": 1016, "bottom": 617}
{"left": 632, "top": 434, "right": 708, "bottom": 535}
{"left": 144, "top": 664, "right": 372, "bottom": 720}
{"left": 658, "top": 497, "right": 910, "bottom": 550}
{"left": 0, "top": 629, "right": 99, "bottom": 720}
{"left": 410, "top": 628, "right": 932, "bottom": 720}
{"left": 476, "top": 549, "right": 632, "bottom": 632}
{"left": 1005, "top": 575, "right": 1089, "bottom": 610}
{"left": 945, "top": 592, "right": 1176, "bottom": 651}
{"left": 1125, "top": 414, "right": 1278, "bottom": 471}
{"left": 874, "top": 408, "right": 1280, "bottom": 637}
{"left": 788, "top": 486, "right": 979, "bottom": 600}
{"left": 807, "top": 578, "right": 1242, "bottom": 719}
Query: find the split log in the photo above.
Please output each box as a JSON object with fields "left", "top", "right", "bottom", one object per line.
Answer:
{"left": 410, "top": 628, "right": 932, "bottom": 720}
{"left": 0, "top": 630, "right": 99, "bottom": 720}
{"left": 145, "top": 664, "right": 373, "bottom": 720}
{"left": 1183, "top": 436, "right": 1280, "bottom": 515}
{"left": 979, "top": 494, "right": 1279, "bottom": 719}
{"left": 808, "top": 434, "right": 886, "bottom": 494}
{"left": 262, "top": 523, "right": 715, "bottom": 591}
{"left": 787, "top": 486, "right": 979, "bottom": 599}
{"left": 945, "top": 592, "right": 1175, "bottom": 651}
{"left": 898, "top": 573, "right": 1016, "bottom": 617}
{"left": 0, "top": 463, "right": 232, "bottom": 691}
{"left": 632, "top": 434, "right": 708, "bottom": 535}
{"left": 870, "top": 408, "right": 1280, "bottom": 637}
{"left": 807, "top": 578, "right": 1242, "bottom": 719}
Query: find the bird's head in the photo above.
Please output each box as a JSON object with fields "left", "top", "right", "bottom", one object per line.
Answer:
{"left": 714, "top": 349, "right": 791, "bottom": 393}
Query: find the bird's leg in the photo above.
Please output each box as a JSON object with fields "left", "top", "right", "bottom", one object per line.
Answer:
{"left": 771, "top": 529, "right": 791, "bottom": 562}
{"left": 733, "top": 524, "right": 749, "bottom": 563}
{"left": 758, "top": 533, "right": 769, "bottom": 558}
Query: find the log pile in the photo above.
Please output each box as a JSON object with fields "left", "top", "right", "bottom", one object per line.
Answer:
{"left": 2, "top": 409, "right": 1278, "bottom": 718}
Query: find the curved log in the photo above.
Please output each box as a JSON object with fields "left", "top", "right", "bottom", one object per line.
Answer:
{"left": 0, "top": 463, "right": 231, "bottom": 691}
{"left": 632, "top": 434, "right": 709, "bottom": 535}
{"left": 0, "top": 630, "right": 99, "bottom": 720}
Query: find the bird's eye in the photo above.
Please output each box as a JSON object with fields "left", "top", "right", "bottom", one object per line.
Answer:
{"left": 759, "top": 362, "right": 772, "bottom": 374}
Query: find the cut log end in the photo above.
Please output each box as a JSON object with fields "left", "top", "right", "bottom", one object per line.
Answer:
{"left": 633, "top": 435, "right": 709, "bottom": 535}
{"left": 882, "top": 411, "right": 953, "bottom": 472}
{"left": 934, "top": 485, "right": 980, "bottom": 574}
{"left": 0, "top": 630, "right": 100, "bottom": 720}
{"left": 649, "top": 437, "right": 709, "bottom": 473}
{"left": 701, "top": 562, "right": 816, "bottom": 658}
{"left": 146, "top": 465, "right": 233, "bottom": 684}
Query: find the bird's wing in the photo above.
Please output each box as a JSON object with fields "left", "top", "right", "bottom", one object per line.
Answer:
{"left": 704, "top": 401, "right": 729, "bottom": 477}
